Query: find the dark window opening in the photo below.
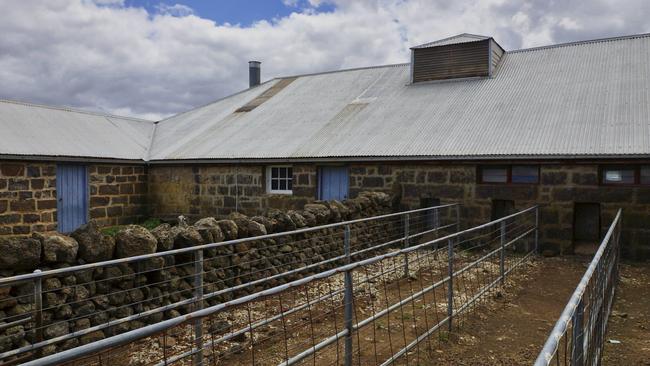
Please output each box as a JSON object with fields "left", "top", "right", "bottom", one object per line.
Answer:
{"left": 600, "top": 165, "right": 650, "bottom": 186}
{"left": 602, "top": 167, "right": 635, "bottom": 184}
{"left": 479, "top": 165, "right": 539, "bottom": 184}
{"left": 482, "top": 166, "right": 508, "bottom": 183}
{"left": 512, "top": 165, "right": 540, "bottom": 183}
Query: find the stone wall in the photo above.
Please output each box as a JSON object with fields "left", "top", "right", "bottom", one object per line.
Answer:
{"left": 0, "top": 162, "right": 57, "bottom": 236}
{"left": 0, "top": 161, "right": 148, "bottom": 237}
{"left": 89, "top": 165, "right": 148, "bottom": 227}
{"left": 148, "top": 164, "right": 317, "bottom": 219}
{"left": 348, "top": 162, "right": 650, "bottom": 259}
{"left": 146, "top": 161, "right": 648, "bottom": 259}
{"left": 0, "top": 192, "right": 398, "bottom": 358}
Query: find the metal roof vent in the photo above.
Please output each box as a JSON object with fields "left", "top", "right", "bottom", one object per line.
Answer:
{"left": 409, "top": 33, "right": 504, "bottom": 83}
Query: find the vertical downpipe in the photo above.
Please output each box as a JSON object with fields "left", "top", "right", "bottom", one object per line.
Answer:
{"left": 343, "top": 225, "right": 353, "bottom": 366}
{"left": 193, "top": 250, "right": 204, "bottom": 366}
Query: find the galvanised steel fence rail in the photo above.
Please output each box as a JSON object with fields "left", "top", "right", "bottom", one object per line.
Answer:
{"left": 534, "top": 209, "right": 622, "bottom": 366}
{"left": 0, "top": 203, "right": 459, "bottom": 364}
{"left": 24, "top": 206, "right": 539, "bottom": 366}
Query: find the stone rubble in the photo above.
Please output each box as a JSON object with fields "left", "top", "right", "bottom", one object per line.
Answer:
{"left": 0, "top": 192, "right": 396, "bottom": 360}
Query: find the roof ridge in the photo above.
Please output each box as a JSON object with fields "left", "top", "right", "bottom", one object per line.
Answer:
{"left": 411, "top": 33, "right": 490, "bottom": 49}
{"left": 0, "top": 98, "right": 153, "bottom": 123}
{"left": 275, "top": 62, "right": 409, "bottom": 80}
{"left": 157, "top": 31, "right": 650, "bottom": 130}
{"left": 509, "top": 32, "right": 650, "bottom": 54}
{"left": 275, "top": 32, "right": 650, "bottom": 79}
{"left": 155, "top": 78, "right": 277, "bottom": 124}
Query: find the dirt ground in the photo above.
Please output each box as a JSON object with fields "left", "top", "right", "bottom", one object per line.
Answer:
{"left": 423, "top": 256, "right": 586, "bottom": 365}
{"left": 424, "top": 257, "right": 650, "bottom": 366}
{"left": 64, "top": 255, "right": 650, "bottom": 366}
{"left": 602, "top": 263, "right": 650, "bottom": 366}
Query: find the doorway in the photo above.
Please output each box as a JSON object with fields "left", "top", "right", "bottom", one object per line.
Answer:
{"left": 573, "top": 202, "right": 601, "bottom": 255}
{"left": 491, "top": 199, "right": 515, "bottom": 220}
{"left": 56, "top": 164, "right": 89, "bottom": 233}
{"left": 319, "top": 166, "right": 349, "bottom": 201}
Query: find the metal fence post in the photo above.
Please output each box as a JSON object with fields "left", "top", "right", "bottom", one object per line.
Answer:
{"left": 500, "top": 221, "right": 506, "bottom": 285}
{"left": 343, "top": 268, "right": 354, "bottom": 366}
{"left": 571, "top": 299, "right": 585, "bottom": 366}
{"left": 534, "top": 206, "right": 540, "bottom": 254}
{"left": 455, "top": 205, "right": 460, "bottom": 233}
{"left": 344, "top": 224, "right": 351, "bottom": 264}
{"left": 343, "top": 223, "right": 354, "bottom": 366}
{"left": 33, "top": 270, "right": 43, "bottom": 357}
{"left": 447, "top": 238, "right": 454, "bottom": 332}
{"left": 403, "top": 213, "right": 410, "bottom": 278}
{"left": 193, "top": 249, "right": 204, "bottom": 366}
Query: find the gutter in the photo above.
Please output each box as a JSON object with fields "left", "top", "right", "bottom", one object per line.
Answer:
{"left": 145, "top": 154, "right": 650, "bottom": 165}
{"left": 2, "top": 154, "right": 650, "bottom": 166}
{"left": 0, "top": 154, "right": 146, "bottom": 165}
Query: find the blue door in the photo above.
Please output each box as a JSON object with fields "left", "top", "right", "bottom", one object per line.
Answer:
{"left": 57, "top": 165, "right": 88, "bottom": 233}
{"left": 319, "top": 166, "right": 349, "bottom": 201}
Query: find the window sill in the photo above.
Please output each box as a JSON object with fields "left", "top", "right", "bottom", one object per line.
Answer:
{"left": 478, "top": 182, "right": 539, "bottom": 185}
{"left": 267, "top": 190, "right": 293, "bottom": 195}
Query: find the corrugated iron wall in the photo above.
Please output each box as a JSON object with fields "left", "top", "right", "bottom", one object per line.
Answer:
{"left": 490, "top": 39, "right": 504, "bottom": 75}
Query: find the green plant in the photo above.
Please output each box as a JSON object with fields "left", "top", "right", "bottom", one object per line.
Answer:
{"left": 100, "top": 218, "right": 163, "bottom": 236}
{"left": 140, "top": 218, "right": 162, "bottom": 230}
{"left": 100, "top": 225, "right": 122, "bottom": 237}
{"left": 438, "top": 331, "right": 449, "bottom": 342}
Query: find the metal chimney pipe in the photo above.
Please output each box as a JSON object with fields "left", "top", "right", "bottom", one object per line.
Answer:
{"left": 249, "top": 61, "right": 261, "bottom": 87}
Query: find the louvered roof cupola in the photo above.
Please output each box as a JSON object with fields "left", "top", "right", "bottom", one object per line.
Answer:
{"left": 410, "top": 33, "right": 504, "bottom": 83}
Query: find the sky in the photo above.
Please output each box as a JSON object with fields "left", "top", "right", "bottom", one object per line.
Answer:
{"left": 1, "top": 0, "right": 649, "bottom": 120}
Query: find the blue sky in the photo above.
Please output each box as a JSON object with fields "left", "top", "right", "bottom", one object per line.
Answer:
{"left": 124, "top": 0, "right": 336, "bottom": 25}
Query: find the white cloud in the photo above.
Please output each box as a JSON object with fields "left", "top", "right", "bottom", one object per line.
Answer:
{"left": 558, "top": 17, "right": 582, "bottom": 31}
{"left": 155, "top": 3, "right": 194, "bottom": 17}
{"left": 87, "top": 0, "right": 124, "bottom": 5}
{"left": 1, "top": 0, "right": 649, "bottom": 120}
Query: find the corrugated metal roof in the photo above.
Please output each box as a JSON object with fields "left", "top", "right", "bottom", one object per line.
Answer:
{"left": 411, "top": 33, "right": 489, "bottom": 49}
{"left": 151, "top": 33, "right": 650, "bottom": 161}
{"left": 5, "top": 33, "right": 650, "bottom": 162}
{"left": 0, "top": 100, "right": 154, "bottom": 160}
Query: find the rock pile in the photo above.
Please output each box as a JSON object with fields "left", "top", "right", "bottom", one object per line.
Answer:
{"left": 0, "top": 192, "right": 395, "bottom": 359}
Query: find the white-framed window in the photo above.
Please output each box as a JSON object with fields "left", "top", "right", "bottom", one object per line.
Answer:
{"left": 267, "top": 166, "right": 293, "bottom": 194}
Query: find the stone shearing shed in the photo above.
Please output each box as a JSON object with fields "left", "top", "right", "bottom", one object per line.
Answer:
{"left": 1, "top": 33, "right": 650, "bottom": 258}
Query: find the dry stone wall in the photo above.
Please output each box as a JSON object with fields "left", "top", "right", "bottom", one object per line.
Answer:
{"left": 0, "top": 192, "right": 398, "bottom": 359}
